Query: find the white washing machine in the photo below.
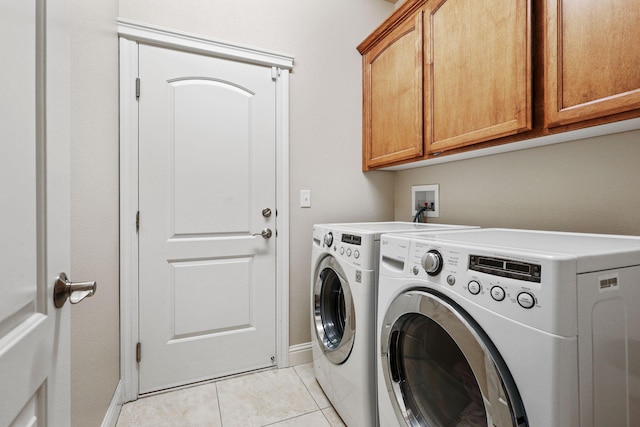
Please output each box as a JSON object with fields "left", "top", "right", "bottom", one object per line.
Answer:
{"left": 311, "top": 222, "right": 476, "bottom": 427}
{"left": 377, "top": 228, "right": 640, "bottom": 427}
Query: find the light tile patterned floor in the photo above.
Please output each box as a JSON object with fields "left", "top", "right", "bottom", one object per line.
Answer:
{"left": 116, "top": 363, "right": 346, "bottom": 427}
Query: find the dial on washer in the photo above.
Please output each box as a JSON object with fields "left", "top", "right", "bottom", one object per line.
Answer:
{"left": 421, "top": 250, "right": 444, "bottom": 276}
{"left": 324, "top": 232, "right": 333, "bottom": 247}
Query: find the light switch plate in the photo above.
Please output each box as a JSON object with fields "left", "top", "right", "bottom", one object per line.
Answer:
{"left": 300, "top": 189, "right": 311, "bottom": 208}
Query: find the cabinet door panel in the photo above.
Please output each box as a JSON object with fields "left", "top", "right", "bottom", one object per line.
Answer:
{"left": 546, "top": 0, "right": 640, "bottom": 126}
{"left": 427, "top": 0, "right": 531, "bottom": 154}
{"left": 363, "top": 10, "right": 424, "bottom": 169}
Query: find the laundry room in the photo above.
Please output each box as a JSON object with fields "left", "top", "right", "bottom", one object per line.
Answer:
{"left": 5, "top": 0, "right": 638, "bottom": 425}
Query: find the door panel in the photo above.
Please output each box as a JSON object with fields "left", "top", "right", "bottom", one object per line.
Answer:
{"left": 138, "top": 45, "right": 277, "bottom": 393}
{"left": 172, "top": 258, "right": 252, "bottom": 336}
{"left": 171, "top": 79, "right": 251, "bottom": 235}
{"left": 0, "top": 0, "right": 70, "bottom": 425}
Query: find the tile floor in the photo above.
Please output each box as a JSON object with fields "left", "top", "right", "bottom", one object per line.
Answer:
{"left": 116, "top": 363, "right": 346, "bottom": 427}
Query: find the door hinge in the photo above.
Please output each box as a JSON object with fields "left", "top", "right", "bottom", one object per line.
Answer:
{"left": 136, "top": 211, "right": 140, "bottom": 232}
{"left": 136, "top": 342, "right": 142, "bottom": 363}
{"left": 135, "top": 77, "right": 141, "bottom": 99}
{"left": 271, "top": 67, "right": 279, "bottom": 81}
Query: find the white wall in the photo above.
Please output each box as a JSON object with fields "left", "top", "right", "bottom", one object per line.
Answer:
{"left": 394, "top": 129, "right": 640, "bottom": 236}
{"left": 69, "top": 0, "right": 120, "bottom": 425}
{"left": 118, "top": 0, "right": 397, "bottom": 346}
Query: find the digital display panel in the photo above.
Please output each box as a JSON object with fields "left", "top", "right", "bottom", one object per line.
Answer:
{"left": 341, "top": 234, "right": 362, "bottom": 245}
{"left": 478, "top": 257, "right": 503, "bottom": 269}
{"left": 469, "top": 255, "right": 541, "bottom": 283}
{"left": 506, "top": 262, "right": 530, "bottom": 274}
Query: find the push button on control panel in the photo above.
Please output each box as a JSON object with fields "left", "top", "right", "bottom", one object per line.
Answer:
{"left": 467, "top": 280, "right": 481, "bottom": 295}
{"left": 354, "top": 250, "right": 360, "bottom": 259}
{"left": 490, "top": 286, "right": 506, "bottom": 301}
{"left": 517, "top": 292, "right": 536, "bottom": 309}
{"left": 446, "top": 275, "right": 456, "bottom": 286}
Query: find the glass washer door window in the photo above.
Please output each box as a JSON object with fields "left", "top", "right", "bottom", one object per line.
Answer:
{"left": 381, "top": 289, "right": 528, "bottom": 427}
{"left": 313, "top": 256, "right": 355, "bottom": 365}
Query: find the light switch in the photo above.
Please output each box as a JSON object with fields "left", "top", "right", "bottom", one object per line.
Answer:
{"left": 300, "top": 190, "right": 311, "bottom": 208}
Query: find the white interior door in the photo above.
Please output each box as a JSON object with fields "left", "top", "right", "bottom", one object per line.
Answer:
{"left": 138, "top": 44, "right": 278, "bottom": 393}
{"left": 0, "top": 0, "right": 71, "bottom": 425}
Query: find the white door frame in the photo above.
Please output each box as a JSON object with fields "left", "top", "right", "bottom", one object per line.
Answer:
{"left": 118, "top": 19, "right": 293, "bottom": 401}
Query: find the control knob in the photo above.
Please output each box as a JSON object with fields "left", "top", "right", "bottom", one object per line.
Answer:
{"left": 421, "top": 250, "right": 444, "bottom": 276}
{"left": 324, "top": 232, "right": 333, "bottom": 247}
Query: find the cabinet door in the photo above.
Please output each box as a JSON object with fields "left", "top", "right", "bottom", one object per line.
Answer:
{"left": 362, "top": 8, "right": 424, "bottom": 170}
{"left": 545, "top": 0, "right": 640, "bottom": 127}
{"left": 426, "top": 0, "right": 532, "bottom": 154}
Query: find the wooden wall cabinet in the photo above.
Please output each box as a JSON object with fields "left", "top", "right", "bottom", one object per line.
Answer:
{"left": 426, "top": 0, "right": 532, "bottom": 154}
{"left": 358, "top": 0, "right": 531, "bottom": 170}
{"left": 359, "top": 3, "right": 425, "bottom": 170}
{"left": 359, "top": 0, "right": 640, "bottom": 170}
{"left": 544, "top": 0, "right": 640, "bottom": 127}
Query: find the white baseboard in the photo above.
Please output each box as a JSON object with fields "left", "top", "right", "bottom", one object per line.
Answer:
{"left": 288, "top": 342, "right": 313, "bottom": 366}
{"left": 101, "top": 380, "right": 125, "bottom": 427}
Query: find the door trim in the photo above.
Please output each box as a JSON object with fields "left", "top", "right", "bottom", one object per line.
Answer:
{"left": 118, "top": 20, "right": 294, "bottom": 402}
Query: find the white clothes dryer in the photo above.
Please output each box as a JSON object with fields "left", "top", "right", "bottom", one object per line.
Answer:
{"left": 311, "top": 222, "right": 476, "bottom": 427}
{"left": 376, "top": 228, "right": 640, "bottom": 427}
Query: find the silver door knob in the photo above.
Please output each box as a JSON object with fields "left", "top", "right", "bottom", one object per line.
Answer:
{"left": 53, "top": 272, "right": 97, "bottom": 308}
{"left": 252, "top": 228, "right": 273, "bottom": 239}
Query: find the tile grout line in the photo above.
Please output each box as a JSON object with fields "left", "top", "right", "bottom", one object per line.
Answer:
{"left": 292, "top": 365, "right": 335, "bottom": 427}
{"left": 215, "top": 381, "right": 224, "bottom": 426}
{"left": 259, "top": 409, "right": 327, "bottom": 427}
{"left": 292, "top": 366, "right": 322, "bottom": 412}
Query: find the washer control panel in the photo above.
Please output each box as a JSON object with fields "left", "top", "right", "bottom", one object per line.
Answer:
{"left": 315, "top": 228, "right": 374, "bottom": 269}
{"left": 398, "top": 239, "right": 554, "bottom": 329}
{"left": 378, "top": 231, "right": 587, "bottom": 337}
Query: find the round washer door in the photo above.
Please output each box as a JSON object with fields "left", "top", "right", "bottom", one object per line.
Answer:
{"left": 381, "top": 290, "right": 528, "bottom": 427}
{"left": 313, "top": 256, "right": 355, "bottom": 365}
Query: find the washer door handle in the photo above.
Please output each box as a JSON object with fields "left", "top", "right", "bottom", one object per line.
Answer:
{"left": 389, "top": 330, "right": 403, "bottom": 383}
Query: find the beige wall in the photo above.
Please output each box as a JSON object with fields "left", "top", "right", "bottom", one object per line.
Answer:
{"left": 68, "top": 1, "right": 640, "bottom": 424}
{"left": 394, "top": 129, "right": 640, "bottom": 236}
{"left": 118, "top": 0, "right": 397, "bottom": 346}
{"left": 69, "top": 0, "right": 120, "bottom": 425}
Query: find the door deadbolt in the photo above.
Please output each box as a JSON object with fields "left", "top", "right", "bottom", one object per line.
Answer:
{"left": 53, "top": 272, "right": 97, "bottom": 308}
{"left": 262, "top": 208, "right": 272, "bottom": 217}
